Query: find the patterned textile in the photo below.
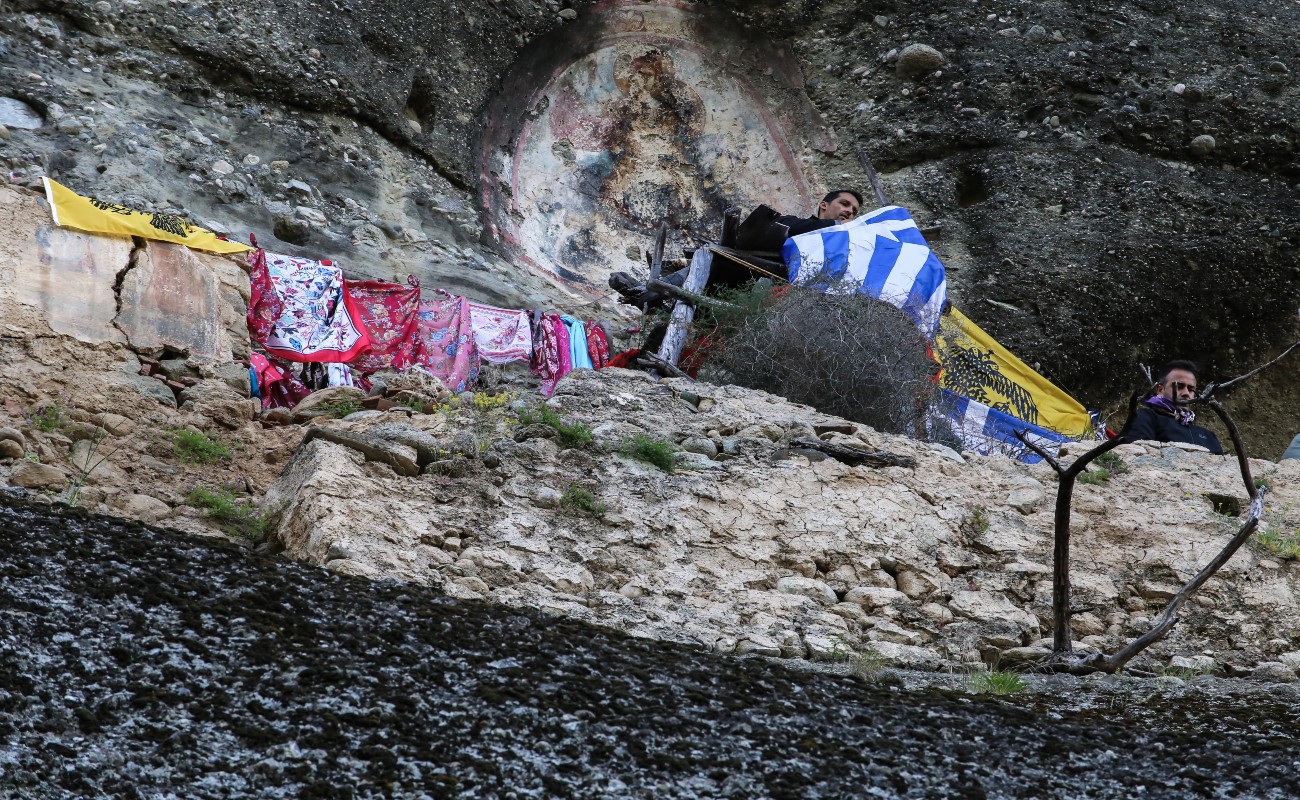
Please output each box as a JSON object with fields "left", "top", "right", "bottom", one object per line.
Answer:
{"left": 586, "top": 324, "right": 609, "bottom": 370}
{"left": 327, "top": 363, "right": 355, "bottom": 388}
{"left": 248, "top": 250, "right": 371, "bottom": 363}
{"left": 412, "top": 293, "right": 480, "bottom": 393}
{"left": 553, "top": 316, "right": 572, "bottom": 378}
{"left": 560, "top": 315, "right": 593, "bottom": 370}
{"left": 468, "top": 302, "right": 533, "bottom": 365}
{"left": 782, "top": 205, "right": 947, "bottom": 335}
{"left": 256, "top": 353, "right": 313, "bottom": 410}
{"left": 533, "top": 313, "right": 566, "bottom": 397}
{"left": 933, "top": 388, "right": 1071, "bottom": 465}
{"left": 935, "top": 307, "right": 1093, "bottom": 440}
{"left": 347, "top": 280, "right": 423, "bottom": 373}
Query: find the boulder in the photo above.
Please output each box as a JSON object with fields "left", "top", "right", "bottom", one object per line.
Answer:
{"left": 291, "top": 387, "right": 367, "bottom": 422}
{"left": 0, "top": 440, "right": 24, "bottom": 460}
{"left": 775, "top": 576, "right": 838, "bottom": 606}
{"left": 9, "top": 461, "right": 67, "bottom": 490}
{"left": 895, "top": 43, "right": 946, "bottom": 79}
{"left": 180, "top": 380, "right": 256, "bottom": 429}
{"left": 300, "top": 427, "right": 419, "bottom": 477}
{"left": 112, "top": 493, "right": 171, "bottom": 523}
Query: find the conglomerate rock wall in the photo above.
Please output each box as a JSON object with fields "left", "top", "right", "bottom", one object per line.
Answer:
{"left": 2, "top": 0, "right": 1298, "bottom": 450}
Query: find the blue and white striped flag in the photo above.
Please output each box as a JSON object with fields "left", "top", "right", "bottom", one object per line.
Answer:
{"left": 934, "top": 388, "right": 1072, "bottom": 464}
{"left": 781, "top": 206, "right": 948, "bottom": 335}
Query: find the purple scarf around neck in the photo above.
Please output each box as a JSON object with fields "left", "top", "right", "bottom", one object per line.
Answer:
{"left": 1144, "top": 395, "right": 1195, "bottom": 426}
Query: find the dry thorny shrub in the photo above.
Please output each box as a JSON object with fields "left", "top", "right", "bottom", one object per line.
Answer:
{"left": 700, "top": 282, "right": 938, "bottom": 435}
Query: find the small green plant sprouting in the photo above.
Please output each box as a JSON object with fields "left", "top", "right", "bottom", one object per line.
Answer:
{"left": 1095, "top": 450, "right": 1129, "bottom": 476}
{"left": 65, "top": 424, "right": 120, "bottom": 508}
{"left": 1255, "top": 477, "right": 1272, "bottom": 492}
{"left": 517, "top": 404, "right": 593, "bottom": 448}
{"left": 472, "top": 392, "right": 513, "bottom": 413}
{"left": 849, "top": 648, "right": 888, "bottom": 680}
{"left": 1078, "top": 467, "right": 1111, "bottom": 485}
{"left": 27, "top": 398, "right": 68, "bottom": 433}
{"left": 1254, "top": 525, "right": 1300, "bottom": 560}
{"left": 167, "top": 427, "right": 233, "bottom": 464}
{"left": 309, "top": 399, "right": 364, "bottom": 419}
{"left": 185, "top": 486, "right": 280, "bottom": 542}
{"left": 619, "top": 433, "right": 677, "bottom": 473}
{"left": 961, "top": 503, "right": 989, "bottom": 536}
{"left": 1155, "top": 664, "right": 1214, "bottom": 680}
{"left": 559, "top": 483, "right": 607, "bottom": 517}
{"left": 967, "top": 669, "right": 1028, "bottom": 696}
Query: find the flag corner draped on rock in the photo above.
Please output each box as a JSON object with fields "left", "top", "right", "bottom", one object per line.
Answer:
{"left": 42, "top": 177, "right": 251, "bottom": 254}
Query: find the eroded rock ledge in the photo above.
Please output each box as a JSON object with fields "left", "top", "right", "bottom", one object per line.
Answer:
{"left": 265, "top": 367, "right": 1300, "bottom": 678}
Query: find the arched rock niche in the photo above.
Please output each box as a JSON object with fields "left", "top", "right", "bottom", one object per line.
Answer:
{"left": 480, "top": 0, "right": 836, "bottom": 291}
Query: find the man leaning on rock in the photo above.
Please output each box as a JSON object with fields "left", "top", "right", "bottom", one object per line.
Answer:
{"left": 1125, "top": 360, "right": 1223, "bottom": 454}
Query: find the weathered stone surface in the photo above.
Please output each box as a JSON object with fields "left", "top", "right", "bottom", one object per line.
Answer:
{"left": 776, "top": 576, "right": 838, "bottom": 606}
{"left": 9, "top": 461, "right": 67, "bottom": 490}
{"left": 115, "top": 241, "right": 230, "bottom": 361}
{"left": 844, "top": 586, "right": 907, "bottom": 608}
{"left": 179, "top": 380, "right": 256, "bottom": 429}
{"left": 299, "top": 428, "right": 419, "bottom": 477}
{"left": 7, "top": 191, "right": 128, "bottom": 345}
{"left": 0, "top": 440, "right": 24, "bottom": 460}
{"left": 111, "top": 493, "right": 171, "bottom": 523}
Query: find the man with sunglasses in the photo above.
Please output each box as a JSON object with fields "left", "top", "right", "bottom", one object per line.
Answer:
{"left": 1126, "top": 360, "right": 1223, "bottom": 454}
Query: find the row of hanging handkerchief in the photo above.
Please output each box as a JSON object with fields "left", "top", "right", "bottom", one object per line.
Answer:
{"left": 245, "top": 248, "right": 610, "bottom": 405}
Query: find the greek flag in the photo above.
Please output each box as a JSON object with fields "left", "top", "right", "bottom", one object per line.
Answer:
{"left": 934, "top": 389, "right": 1073, "bottom": 464}
{"left": 782, "top": 206, "right": 947, "bottom": 335}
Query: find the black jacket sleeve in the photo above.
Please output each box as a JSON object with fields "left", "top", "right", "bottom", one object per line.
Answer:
{"left": 1125, "top": 408, "right": 1160, "bottom": 443}
{"left": 776, "top": 214, "right": 836, "bottom": 237}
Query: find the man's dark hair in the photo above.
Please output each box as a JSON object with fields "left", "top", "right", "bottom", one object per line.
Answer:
{"left": 1156, "top": 359, "right": 1200, "bottom": 384}
{"left": 822, "top": 189, "right": 864, "bottom": 206}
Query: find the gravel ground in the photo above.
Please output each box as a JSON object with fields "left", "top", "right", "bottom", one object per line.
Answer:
{"left": 1, "top": 499, "right": 1297, "bottom": 799}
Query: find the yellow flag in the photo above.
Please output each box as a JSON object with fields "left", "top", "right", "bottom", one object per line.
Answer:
{"left": 935, "top": 307, "right": 1093, "bottom": 438}
{"left": 42, "top": 177, "right": 251, "bottom": 254}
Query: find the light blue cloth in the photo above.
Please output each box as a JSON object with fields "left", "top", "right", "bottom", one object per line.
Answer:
{"left": 560, "top": 315, "right": 593, "bottom": 370}
{"left": 1282, "top": 433, "right": 1300, "bottom": 461}
{"left": 781, "top": 205, "right": 948, "bottom": 336}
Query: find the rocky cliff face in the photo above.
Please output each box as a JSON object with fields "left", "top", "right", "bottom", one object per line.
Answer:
{"left": 2, "top": 183, "right": 1300, "bottom": 679}
{"left": 3, "top": 0, "right": 1298, "bottom": 449}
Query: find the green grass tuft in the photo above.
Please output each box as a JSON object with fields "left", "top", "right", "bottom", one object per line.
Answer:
{"left": 619, "top": 433, "right": 677, "bottom": 473}
{"left": 308, "top": 400, "right": 364, "bottom": 419}
{"left": 961, "top": 504, "right": 990, "bottom": 536}
{"left": 559, "top": 484, "right": 607, "bottom": 517}
{"left": 1095, "top": 450, "right": 1129, "bottom": 475}
{"left": 967, "top": 670, "right": 1028, "bottom": 696}
{"left": 168, "top": 427, "right": 233, "bottom": 464}
{"left": 1155, "top": 664, "right": 1213, "bottom": 680}
{"left": 1078, "top": 467, "right": 1111, "bottom": 485}
{"left": 517, "top": 404, "right": 593, "bottom": 448}
{"left": 185, "top": 487, "right": 278, "bottom": 542}
{"left": 1254, "top": 526, "right": 1300, "bottom": 560}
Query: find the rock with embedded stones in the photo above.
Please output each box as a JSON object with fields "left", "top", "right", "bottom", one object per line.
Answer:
{"left": 9, "top": 461, "right": 67, "bottom": 490}
{"left": 895, "top": 44, "right": 946, "bottom": 79}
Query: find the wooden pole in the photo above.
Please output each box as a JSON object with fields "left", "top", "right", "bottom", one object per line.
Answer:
{"left": 854, "top": 145, "right": 890, "bottom": 207}
{"left": 655, "top": 247, "right": 712, "bottom": 368}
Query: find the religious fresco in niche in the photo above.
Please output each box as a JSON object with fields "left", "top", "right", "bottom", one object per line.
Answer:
{"left": 480, "top": 0, "right": 836, "bottom": 291}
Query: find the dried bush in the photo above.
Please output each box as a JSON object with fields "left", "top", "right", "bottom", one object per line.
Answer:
{"left": 701, "top": 284, "right": 937, "bottom": 435}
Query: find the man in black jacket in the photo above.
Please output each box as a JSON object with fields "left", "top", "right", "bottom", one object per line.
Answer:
{"left": 1126, "top": 360, "right": 1223, "bottom": 454}
{"left": 775, "top": 189, "right": 863, "bottom": 236}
